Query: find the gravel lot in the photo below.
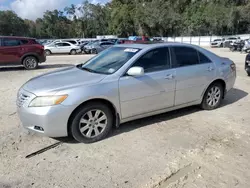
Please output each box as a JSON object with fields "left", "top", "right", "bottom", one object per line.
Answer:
{"left": 0, "top": 48, "right": 250, "bottom": 188}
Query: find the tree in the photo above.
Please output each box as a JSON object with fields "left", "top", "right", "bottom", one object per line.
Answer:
{"left": 1, "top": 0, "right": 250, "bottom": 38}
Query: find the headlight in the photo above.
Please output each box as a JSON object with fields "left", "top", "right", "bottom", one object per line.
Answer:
{"left": 29, "top": 95, "right": 68, "bottom": 107}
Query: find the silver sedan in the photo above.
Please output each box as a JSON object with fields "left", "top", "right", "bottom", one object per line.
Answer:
{"left": 17, "top": 43, "right": 236, "bottom": 143}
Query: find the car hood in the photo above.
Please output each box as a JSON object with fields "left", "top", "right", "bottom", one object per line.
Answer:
{"left": 23, "top": 66, "right": 107, "bottom": 95}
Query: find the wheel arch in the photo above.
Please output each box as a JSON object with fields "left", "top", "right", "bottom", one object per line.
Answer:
{"left": 202, "top": 79, "right": 226, "bottom": 100}
{"left": 67, "top": 98, "right": 120, "bottom": 136}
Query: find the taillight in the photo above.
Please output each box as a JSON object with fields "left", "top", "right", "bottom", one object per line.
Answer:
{"left": 34, "top": 44, "right": 44, "bottom": 50}
{"left": 230, "top": 63, "right": 236, "bottom": 71}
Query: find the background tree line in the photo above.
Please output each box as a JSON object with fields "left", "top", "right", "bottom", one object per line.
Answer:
{"left": 1, "top": 0, "right": 250, "bottom": 38}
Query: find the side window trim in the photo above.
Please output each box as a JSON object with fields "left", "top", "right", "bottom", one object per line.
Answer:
{"left": 122, "top": 47, "right": 171, "bottom": 76}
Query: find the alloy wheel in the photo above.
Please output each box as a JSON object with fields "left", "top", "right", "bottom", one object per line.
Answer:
{"left": 79, "top": 109, "right": 107, "bottom": 138}
{"left": 206, "top": 86, "right": 221, "bottom": 107}
{"left": 25, "top": 58, "right": 37, "bottom": 69}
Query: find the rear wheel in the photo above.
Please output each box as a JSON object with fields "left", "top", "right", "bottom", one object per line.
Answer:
{"left": 23, "top": 56, "right": 38, "bottom": 70}
{"left": 70, "top": 49, "right": 77, "bottom": 55}
{"left": 247, "top": 71, "right": 250, "bottom": 76}
{"left": 70, "top": 102, "right": 113, "bottom": 143}
{"left": 201, "top": 83, "right": 223, "bottom": 110}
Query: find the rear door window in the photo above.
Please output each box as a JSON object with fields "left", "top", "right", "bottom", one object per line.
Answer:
{"left": 21, "top": 40, "right": 29, "bottom": 45}
{"left": 62, "top": 43, "right": 71, "bottom": 46}
{"left": 3, "top": 39, "right": 21, "bottom": 46}
{"left": 55, "top": 43, "right": 64, "bottom": 47}
{"left": 172, "top": 46, "right": 199, "bottom": 68}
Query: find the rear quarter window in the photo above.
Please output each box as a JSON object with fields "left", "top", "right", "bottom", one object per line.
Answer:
{"left": 21, "top": 40, "right": 29, "bottom": 45}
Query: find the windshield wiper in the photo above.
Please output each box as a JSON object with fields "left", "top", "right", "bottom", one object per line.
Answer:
{"left": 81, "top": 67, "right": 96, "bottom": 73}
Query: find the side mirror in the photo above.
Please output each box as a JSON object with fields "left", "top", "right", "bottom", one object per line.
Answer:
{"left": 127, "top": 67, "right": 144, "bottom": 77}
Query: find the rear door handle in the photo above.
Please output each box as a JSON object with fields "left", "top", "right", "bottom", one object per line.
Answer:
{"left": 165, "top": 74, "right": 175, "bottom": 79}
{"left": 207, "top": 67, "right": 214, "bottom": 71}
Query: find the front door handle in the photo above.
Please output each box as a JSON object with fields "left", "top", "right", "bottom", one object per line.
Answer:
{"left": 165, "top": 74, "right": 175, "bottom": 79}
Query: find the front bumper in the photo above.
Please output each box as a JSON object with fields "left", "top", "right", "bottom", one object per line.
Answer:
{"left": 83, "top": 48, "right": 91, "bottom": 53}
{"left": 17, "top": 89, "right": 75, "bottom": 137}
{"left": 211, "top": 43, "right": 220, "bottom": 47}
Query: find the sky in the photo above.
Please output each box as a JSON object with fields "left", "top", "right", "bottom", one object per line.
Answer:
{"left": 0, "top": 0, "right": 109, "bottom": 20}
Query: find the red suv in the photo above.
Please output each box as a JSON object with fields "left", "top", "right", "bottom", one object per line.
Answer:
{"left": 0, "top": 36, "right": 46, "bottom": 69}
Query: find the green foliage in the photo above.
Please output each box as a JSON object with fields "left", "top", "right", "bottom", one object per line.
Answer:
{"left": 1, "top": 0, "right": 250, "bottom": 38}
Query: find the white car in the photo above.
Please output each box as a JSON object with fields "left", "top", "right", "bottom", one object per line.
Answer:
{"left": 210, "top": 39, "right": 224, "bottom": 47}
{"left": 223, "top": 37, "right": 239, "bottom": 47}
{"left": 44, "top": 42, "right": 81, "bottom": 55}
{"left": 62, "top": 39, "right": 80, "bottom": 46}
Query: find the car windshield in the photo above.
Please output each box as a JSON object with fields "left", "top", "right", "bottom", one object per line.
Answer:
{"left": 79, "top": 47, "right": 140, "bottom": 74}
{"left": 92, "top": 42, "right": 100, "bottom": 47}
{"left": 214, "top": 39, "right": 221, "bottom": 42}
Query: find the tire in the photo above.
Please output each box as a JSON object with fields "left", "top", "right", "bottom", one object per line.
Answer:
{"left": 247, "top": 71, "right": 250, "bottom": 76}
{"left": 201, "top": 82, "right": 223, "bottom": 110}
{"left": 45, "top": 50, "right": 51, "bottom": 56}
{"left": 91, "top": 49, "right": 97, "bottom": 54}
{"left": 23, "top": 56, "right": 39, "bottom": 70}
{"left": 70, "top": 49, "right": 77, "bottom": 55}
{"left": 70, "top": 102, "right": 113, "bottom": 143}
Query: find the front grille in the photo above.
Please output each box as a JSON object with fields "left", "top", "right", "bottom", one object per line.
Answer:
{"left": 17, "top": 93, "right": 30, "bottom": 107}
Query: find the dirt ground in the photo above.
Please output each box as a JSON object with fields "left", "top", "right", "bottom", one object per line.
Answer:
{"left": 0, "top": 48, "right": 250, "bottom": 188}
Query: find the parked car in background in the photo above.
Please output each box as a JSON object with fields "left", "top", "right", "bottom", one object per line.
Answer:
{"left": 80, "top": 42, "right": 90, "bottom": 53}
{"left": 82, "top": 41, "right": 98, "bottom": 54}
{"left": 17, "top": 43, "right": 236, "bottom": 143}
{"left": 0, "top": 36, "right": 46, "bottom": 69}
{"left": 89, "top": 41, "right": 114, "bottom": 54}
{"left": 242, "top": 39, "right": 250, "bottom": 53}
{"left": 223, "top": 37, "right": 238, "bottom": 47}
{"left": 44, "top": 42, "right": 81, "bottom": 55}
{"left": 62, "top": 39, "right": 80, "bottom": 46}
{"left": 210, "top": 38, "right": 224, "bottom": 47}
{"left": 115, "top": 38, "right": 128, "bottom": 44}
{"left": 245, "top": 53, "right": 250, "bottom": 76}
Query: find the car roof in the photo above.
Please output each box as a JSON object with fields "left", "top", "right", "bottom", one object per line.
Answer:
{"left": 115, "top": 42, "right": 199, "bottom": 50}
{"left": 55, "top": 41, "right": 72, "bottom": 44}
{"left": 0, "top": 36, "right": 36, "bottom": 40}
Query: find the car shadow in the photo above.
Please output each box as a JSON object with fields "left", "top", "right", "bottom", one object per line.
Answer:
{"left": 221, "top": 88, "right": 248, "bottom": 107}
{"left": 0, "top": 64, "right": 74, "bottom": 72}
{"left": 54, "top": 88, "right": 248, "bottom": 144}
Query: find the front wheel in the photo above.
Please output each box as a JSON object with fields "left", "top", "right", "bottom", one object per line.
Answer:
{"left": 23, "top": 56, "right": 38, "bottom": 70}
{"left": 91, "top": 49, "right": 97, "bottom": 54}
{"left": 70, "top": 103, "right": 113, "bottom": 143}
{"left": 201, "top": 83, "right": 223, "bottom": 110}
